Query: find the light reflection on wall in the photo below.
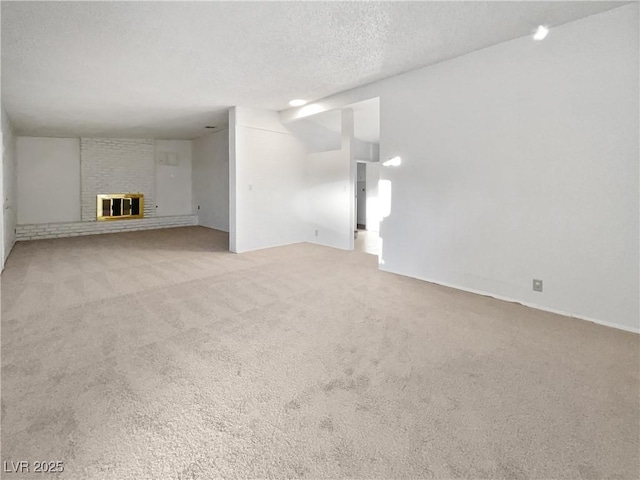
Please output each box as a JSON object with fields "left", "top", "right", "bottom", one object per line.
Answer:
{"left": 366, "top": 194, "right": 380, "bottom": 232}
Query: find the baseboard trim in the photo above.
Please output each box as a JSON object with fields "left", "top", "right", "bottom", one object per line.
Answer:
{"left": 233, "top": 239, "right": 306, "bottom": 254}
{"left": 379, "top": 266, "right": 639, "bottom": 334}
{"left": 306, "top": 239, "right": 352, "bottom": 251}
{"left": 196, "top": 224, "right": 230, "bottom": 234}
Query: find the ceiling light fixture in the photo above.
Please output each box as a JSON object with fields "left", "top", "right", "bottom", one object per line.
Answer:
{"left": 533, "top": 25, "right": 549, "bottom": 41}
{"left": 289, "top": 99, "right": 307, "bottom": 107}
{"left": 383, "top": 156, "right": 402, "bottom": 167}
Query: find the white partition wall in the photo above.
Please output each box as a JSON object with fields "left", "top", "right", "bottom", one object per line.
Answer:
{"left": 305, "top": 149, "right": 351, "bottom": 249}
{"left": 230, "top": 106, "right": 357, "bottom": 253}
{"left": 229, "top": 106, "right": 307, "bottom": 253}
{"left": 303, "top": 108, "right": 355, "bottom": 251}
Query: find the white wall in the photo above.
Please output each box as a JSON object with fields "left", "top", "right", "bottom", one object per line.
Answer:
{"left": 287, "top": 117, "right": 341, "bottom": 154}
{"left": 306, "top": 149, "right": 352, "bottom": 249}
{"left": 356, "top": 163, "right": 366, "bottom": 226}
{"left": 1, "top": 118, "right": 3, "bottom": 266}
{"left": 155, "top": 140, "right": 192, "bottom": 217}
{"left": 354, "top": 139, "right": 379, "bottom": 163}
{"left": 282, "top": 4, "right": 640, "bottom": 332}
{"left": 230, "top": 106, "right": 307, "bottom": 253}
{"left": 2, "top": 109, "right": 17, "bottom": 267}
{"left": 230, "top": 107, "right": 356, "bottom": 253}
{"left": 17, "top": 137, "right": 81, "bottom": 225}
{"left": 365, "top": 161, "right": 381, "bottom": 232}
{"left": 1, "top": 110, "right": 18, "bottom": 267}
{"left": 192, "top": 130, "right": 229, "bottom": 231}
{"left": 302, "top": 108, "right": 355, "bottom": 250}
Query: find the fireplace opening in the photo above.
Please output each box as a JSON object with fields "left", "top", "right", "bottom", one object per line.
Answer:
{"left": 97, "top": 194, "right": 143, "bottom": 221}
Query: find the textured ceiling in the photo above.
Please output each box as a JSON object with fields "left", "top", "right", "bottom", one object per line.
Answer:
{"left": 1, "top": 1, "right": 628, "bottom": 139}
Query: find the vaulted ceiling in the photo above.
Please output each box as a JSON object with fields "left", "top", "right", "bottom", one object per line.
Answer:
{"left": 1, "top": 1, "right": 627, "bottom": 139}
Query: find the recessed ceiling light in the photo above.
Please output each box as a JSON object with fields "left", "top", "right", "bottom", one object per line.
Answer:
{"left": 533, "top": 25, "right": 549, "bottom": 41}
{"left": 289, "top": 99, "right": 307, "bottom": 107}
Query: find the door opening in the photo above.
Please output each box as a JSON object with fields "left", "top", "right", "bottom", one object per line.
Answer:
{"left": 356, "top": 162, "right": 366, "bottom": 230}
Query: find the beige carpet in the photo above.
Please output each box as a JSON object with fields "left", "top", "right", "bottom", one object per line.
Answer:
{"left": 1, "top": 226, "right": 638, "bottom": 479}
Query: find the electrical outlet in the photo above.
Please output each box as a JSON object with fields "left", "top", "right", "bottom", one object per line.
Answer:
{"left": 314, "top": 230, "right": 318, "bottom": 237}
{"left": 533, "top": 279, "right": 543, "bottom": 292}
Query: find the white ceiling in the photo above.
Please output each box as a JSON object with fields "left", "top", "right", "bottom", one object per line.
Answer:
{"left": 1, "top": 1, "right": 627, "bottom": 139}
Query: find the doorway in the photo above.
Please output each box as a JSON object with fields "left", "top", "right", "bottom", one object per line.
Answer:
{"left": 356, "top": 162, "right": 366, "bottom": 230}
{"left": 354, "top": 160, "right": 381, "bottom": 256}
